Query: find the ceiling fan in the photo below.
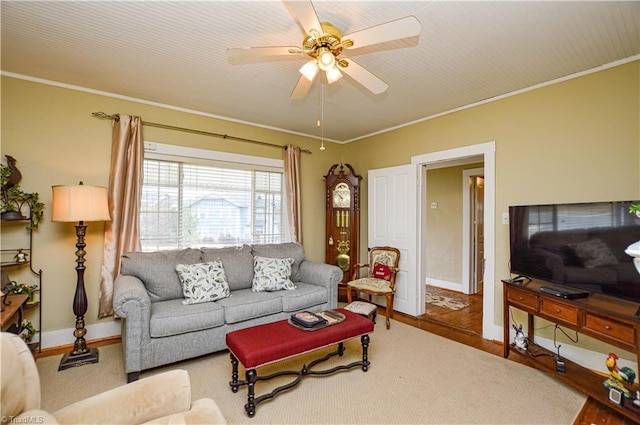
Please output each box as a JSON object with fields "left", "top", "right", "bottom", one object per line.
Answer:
{"left": 226, "top": 0, "right": 421, "bottom": 99}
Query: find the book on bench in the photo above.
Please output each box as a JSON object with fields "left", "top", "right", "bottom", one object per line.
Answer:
{"left": 290, "top": 311, "right": 328, "bottom": 328}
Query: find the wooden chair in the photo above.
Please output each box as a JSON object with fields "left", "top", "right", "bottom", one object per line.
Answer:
{"left": 346, "top": 246, "right": 400, "bottom": 329}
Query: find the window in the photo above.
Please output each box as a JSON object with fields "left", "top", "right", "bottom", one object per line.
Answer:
{"left": 525, "top": 202, "right": 631, "bottom": 237}
{"left": 140, "top": 143, "right": 287, "bottom": 251}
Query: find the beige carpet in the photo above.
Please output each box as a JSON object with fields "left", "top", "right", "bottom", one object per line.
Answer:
{"left": 37, "top": 319, "right": 586, "bottom": 424}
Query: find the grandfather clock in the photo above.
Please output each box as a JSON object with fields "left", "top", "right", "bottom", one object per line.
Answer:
{"left": 324, "top": 163, "right": 361, "bottom": 292}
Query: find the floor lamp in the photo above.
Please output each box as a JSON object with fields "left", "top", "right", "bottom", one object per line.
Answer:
{"left": 52, "top": 182, "right": 110, "bottom": 371}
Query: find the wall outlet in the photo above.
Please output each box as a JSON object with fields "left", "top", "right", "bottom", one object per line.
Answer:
{"left": 502, "top": 212, "right": 509, "bottom": 225}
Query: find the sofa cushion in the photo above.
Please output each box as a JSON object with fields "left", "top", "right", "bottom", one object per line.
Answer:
{"left": 252, "top": 256, "right": 296, "bottom": 292}
{"left": 201, "top": 245, "right": 254, "bottom": 291}
{"left": 530, "top": 230, "right": 588, "bottom": 262}
{"left": 611, "top": 262, "right": 640, "bottom": 284}
{"left": 149, "top": 299, "right": 225, "bottom": 338}
{"left": 280, "top": 282, "right": 329, "bottom": 312}
{"left": 251, "top": 243, "right": 305, "bottom": 282}
{"left": 176, "top": 260, "right": 231, "bottom": 305}
{"left": 593, "top": 225, "right": 640, "bottom": 263}
{"left": 121, "top": 249, "right": 202, "bottom": 302}
{"left": 564, "top": 265, "right": 618, "bottom": 285}
{"left": 215, "top": 288, "right": 283, "bottom": 324}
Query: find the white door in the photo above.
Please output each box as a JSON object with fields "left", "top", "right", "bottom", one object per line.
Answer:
{"left": 368, "top": 165, "right": 418, "bottom": 316}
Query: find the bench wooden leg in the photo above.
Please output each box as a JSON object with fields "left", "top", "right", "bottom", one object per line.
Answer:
{"left": 230, "top": 353, "right": 240, "bottom": 393}
{"left": 361, "top": 334, "right": 370, "bottom": 372}
{"left": 245, "top": 369, "right": 257, "bottom": 418}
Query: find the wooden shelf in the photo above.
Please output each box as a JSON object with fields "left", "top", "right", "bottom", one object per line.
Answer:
{"left": 503, "top": 279, "right": 640, "bottom": 422}
{"left": 1, "top": 294, "right": 28, "bottom": 327}
{"left": 1, "top": 202, "right": 42, "bottom": 354}
{"left": 509, "top": 342, "right": 640, "bottom": 419}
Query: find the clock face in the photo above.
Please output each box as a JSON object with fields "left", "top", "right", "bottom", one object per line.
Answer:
{"left": 332, "top": 183, "right": 351, "bottom": 208}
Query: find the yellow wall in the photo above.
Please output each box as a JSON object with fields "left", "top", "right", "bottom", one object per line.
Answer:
{"left": 2, "top": 59, "right": 639, "bottom": 352}
{"left": 1, "top": 76, "right": 340, "bottom": 335}
{"left": 343, "top": 60, "right": 639, "bottom": 360}
{"left": 346, "top": 59, "right": 638, "bottom": 271}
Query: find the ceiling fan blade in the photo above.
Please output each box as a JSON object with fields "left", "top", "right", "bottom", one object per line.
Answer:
{"left": 291, "top": 74, "right": 315, "bottom": 100}
{"left": 282, "top": 0, "right": 322, "bottom": 37}
{"left": 339, "top": 58, "right": 388, "bottom": 94}
{"left": 342, "top": 16, "right": 421, "bottom": 49}
{"left": 226, "top": 46, "right": 302, "bottom": 58}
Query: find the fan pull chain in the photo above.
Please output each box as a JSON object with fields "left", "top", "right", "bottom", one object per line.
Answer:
{"left": 319, "top": 84, "right": 325, "bottom": 151}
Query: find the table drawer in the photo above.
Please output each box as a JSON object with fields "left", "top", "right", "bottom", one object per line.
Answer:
{"left": 507, "top": 287, "right": 538, "bottom": 312}
{"left": 583, "top": 314, "right": 636, "bottom": 347}
{"left": 540, "top": 299, "right": 579, "bottom": 325}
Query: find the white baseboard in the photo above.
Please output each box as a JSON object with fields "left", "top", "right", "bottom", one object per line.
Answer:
{"left": 426, "top": 278, "right": 462, "bottom": 293}
{"left": 41, "top": 320, "right": 121, "bottom": 349}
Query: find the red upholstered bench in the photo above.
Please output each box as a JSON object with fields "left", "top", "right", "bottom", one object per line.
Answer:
{"left": 226, "top": 308, "right": 374, "bottom": 417}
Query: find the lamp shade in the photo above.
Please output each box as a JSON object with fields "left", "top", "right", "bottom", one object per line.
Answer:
{"left": 52, "top": 184, "right": 110, "bottom": 222}
{"left": 299, "top": 60, "right": 319, "bottom": 81}
{"left": 316, "top": 47, "right": 335, "bottom": 71}
{"left": 326, "top": 66, "right": 342, "bottom": 84}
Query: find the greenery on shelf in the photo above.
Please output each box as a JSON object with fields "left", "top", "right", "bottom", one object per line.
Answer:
{"left": 0, "top": 164, "right": 44, "bottom": 229}
{"left": 630, "top": 203, "right": 640, "bottom": 218}
{"left": 20, "top": 319, "right": 36, "bottom": 343}
{"left": 8, "top": 283, "right": 38, "bottom": 303}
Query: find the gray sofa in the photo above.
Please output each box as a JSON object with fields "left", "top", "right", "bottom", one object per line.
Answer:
{"left": 113, "top": 243, "right": 342, "bottom": 382}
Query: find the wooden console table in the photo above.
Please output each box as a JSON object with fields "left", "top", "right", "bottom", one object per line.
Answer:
{"left": 503, "top": 278, "right": 640, "bottom": 422}
{"left": 1, "top": 294, "right": 28, "bottom": 333}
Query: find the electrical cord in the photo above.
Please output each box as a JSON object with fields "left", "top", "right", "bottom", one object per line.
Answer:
{"left": 553, "top": 324, "right": 578, "bottom": 373}
{"left": 508, "top": 310, "right": 579, "bottom": 362}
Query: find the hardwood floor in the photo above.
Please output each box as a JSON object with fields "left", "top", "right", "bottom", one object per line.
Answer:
{"left": 387, "top": 286, "right": 634, "bottom": 425}
{"left": 423, "top": 285, "right": 483, "bottom": 335}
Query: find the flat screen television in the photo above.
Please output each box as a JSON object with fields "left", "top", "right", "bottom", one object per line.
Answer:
{"left": 509, "top": 200, "right": 640, "bottom": 302}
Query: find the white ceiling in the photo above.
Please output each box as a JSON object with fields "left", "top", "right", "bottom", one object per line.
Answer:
{"left": 2, "top": 1, "right": 639, "bottom": 143}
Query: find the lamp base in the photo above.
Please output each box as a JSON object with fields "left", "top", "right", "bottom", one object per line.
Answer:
{"left": 58, "top": 347, "right": 99, "bottom": 371}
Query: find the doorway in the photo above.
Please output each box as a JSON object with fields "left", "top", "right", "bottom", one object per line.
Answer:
{"left": 422, "top": 165, "right": 484, "bottom": 334}
{"left": 413, "top": 141, "right": 498, "bottom": 340}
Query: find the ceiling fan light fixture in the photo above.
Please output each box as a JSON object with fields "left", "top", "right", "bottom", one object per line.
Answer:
{"left": 316, "top": 47, "right": 335, "bottom": 71}
{"left": 299, "top": 60, "right": 319, "bottom": 81}
{"left": 326, "top": 66, "right": 342, "bottom": 84}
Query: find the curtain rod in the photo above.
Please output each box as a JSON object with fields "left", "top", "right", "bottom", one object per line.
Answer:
{"left": 91, "top": 112, "right": 311, "bottom": 154}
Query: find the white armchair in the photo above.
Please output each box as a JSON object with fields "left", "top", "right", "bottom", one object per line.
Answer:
{"left": 0, "top": 332, "right": 227, "bottom": 425}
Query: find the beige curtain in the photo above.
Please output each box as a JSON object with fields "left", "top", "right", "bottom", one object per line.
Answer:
{"left": 98, "top": 115, "right": 143, "bottom": 317}
{"left": 284, "top": 145, "right": 302, "bottom": 243}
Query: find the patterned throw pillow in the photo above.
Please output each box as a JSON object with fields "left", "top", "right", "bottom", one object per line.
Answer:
{"left": 252, "top": 256, "right": 296, "bottom": 292}
{"left": 568, "top": 238, "right": 619, "bottom": 269}
{"left": 176, "top": 260, "right": 231, "bottom": 305}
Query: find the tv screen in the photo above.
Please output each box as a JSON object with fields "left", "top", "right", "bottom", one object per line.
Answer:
{"left": 509, "top": 201, "right": 640, "bottom": 302}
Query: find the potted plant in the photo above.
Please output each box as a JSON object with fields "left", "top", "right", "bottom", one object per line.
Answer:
{"left": 20, "top": 319, "right": 36, "bottom": 343}
{"left": 9, "top": 283, "right": 38, "bottom": 303}
{"left": 0, "top": 162, "right": 44, "bottom": 229}
{"left": 630, "top": 203, "right": 640, "bottom": 218}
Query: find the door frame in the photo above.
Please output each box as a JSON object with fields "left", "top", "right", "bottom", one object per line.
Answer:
{"left": 412, "top": 141, "right": 500, "bottom": 340}
{"left": 462, "top": 167, "right": 485, "bottom": 295}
